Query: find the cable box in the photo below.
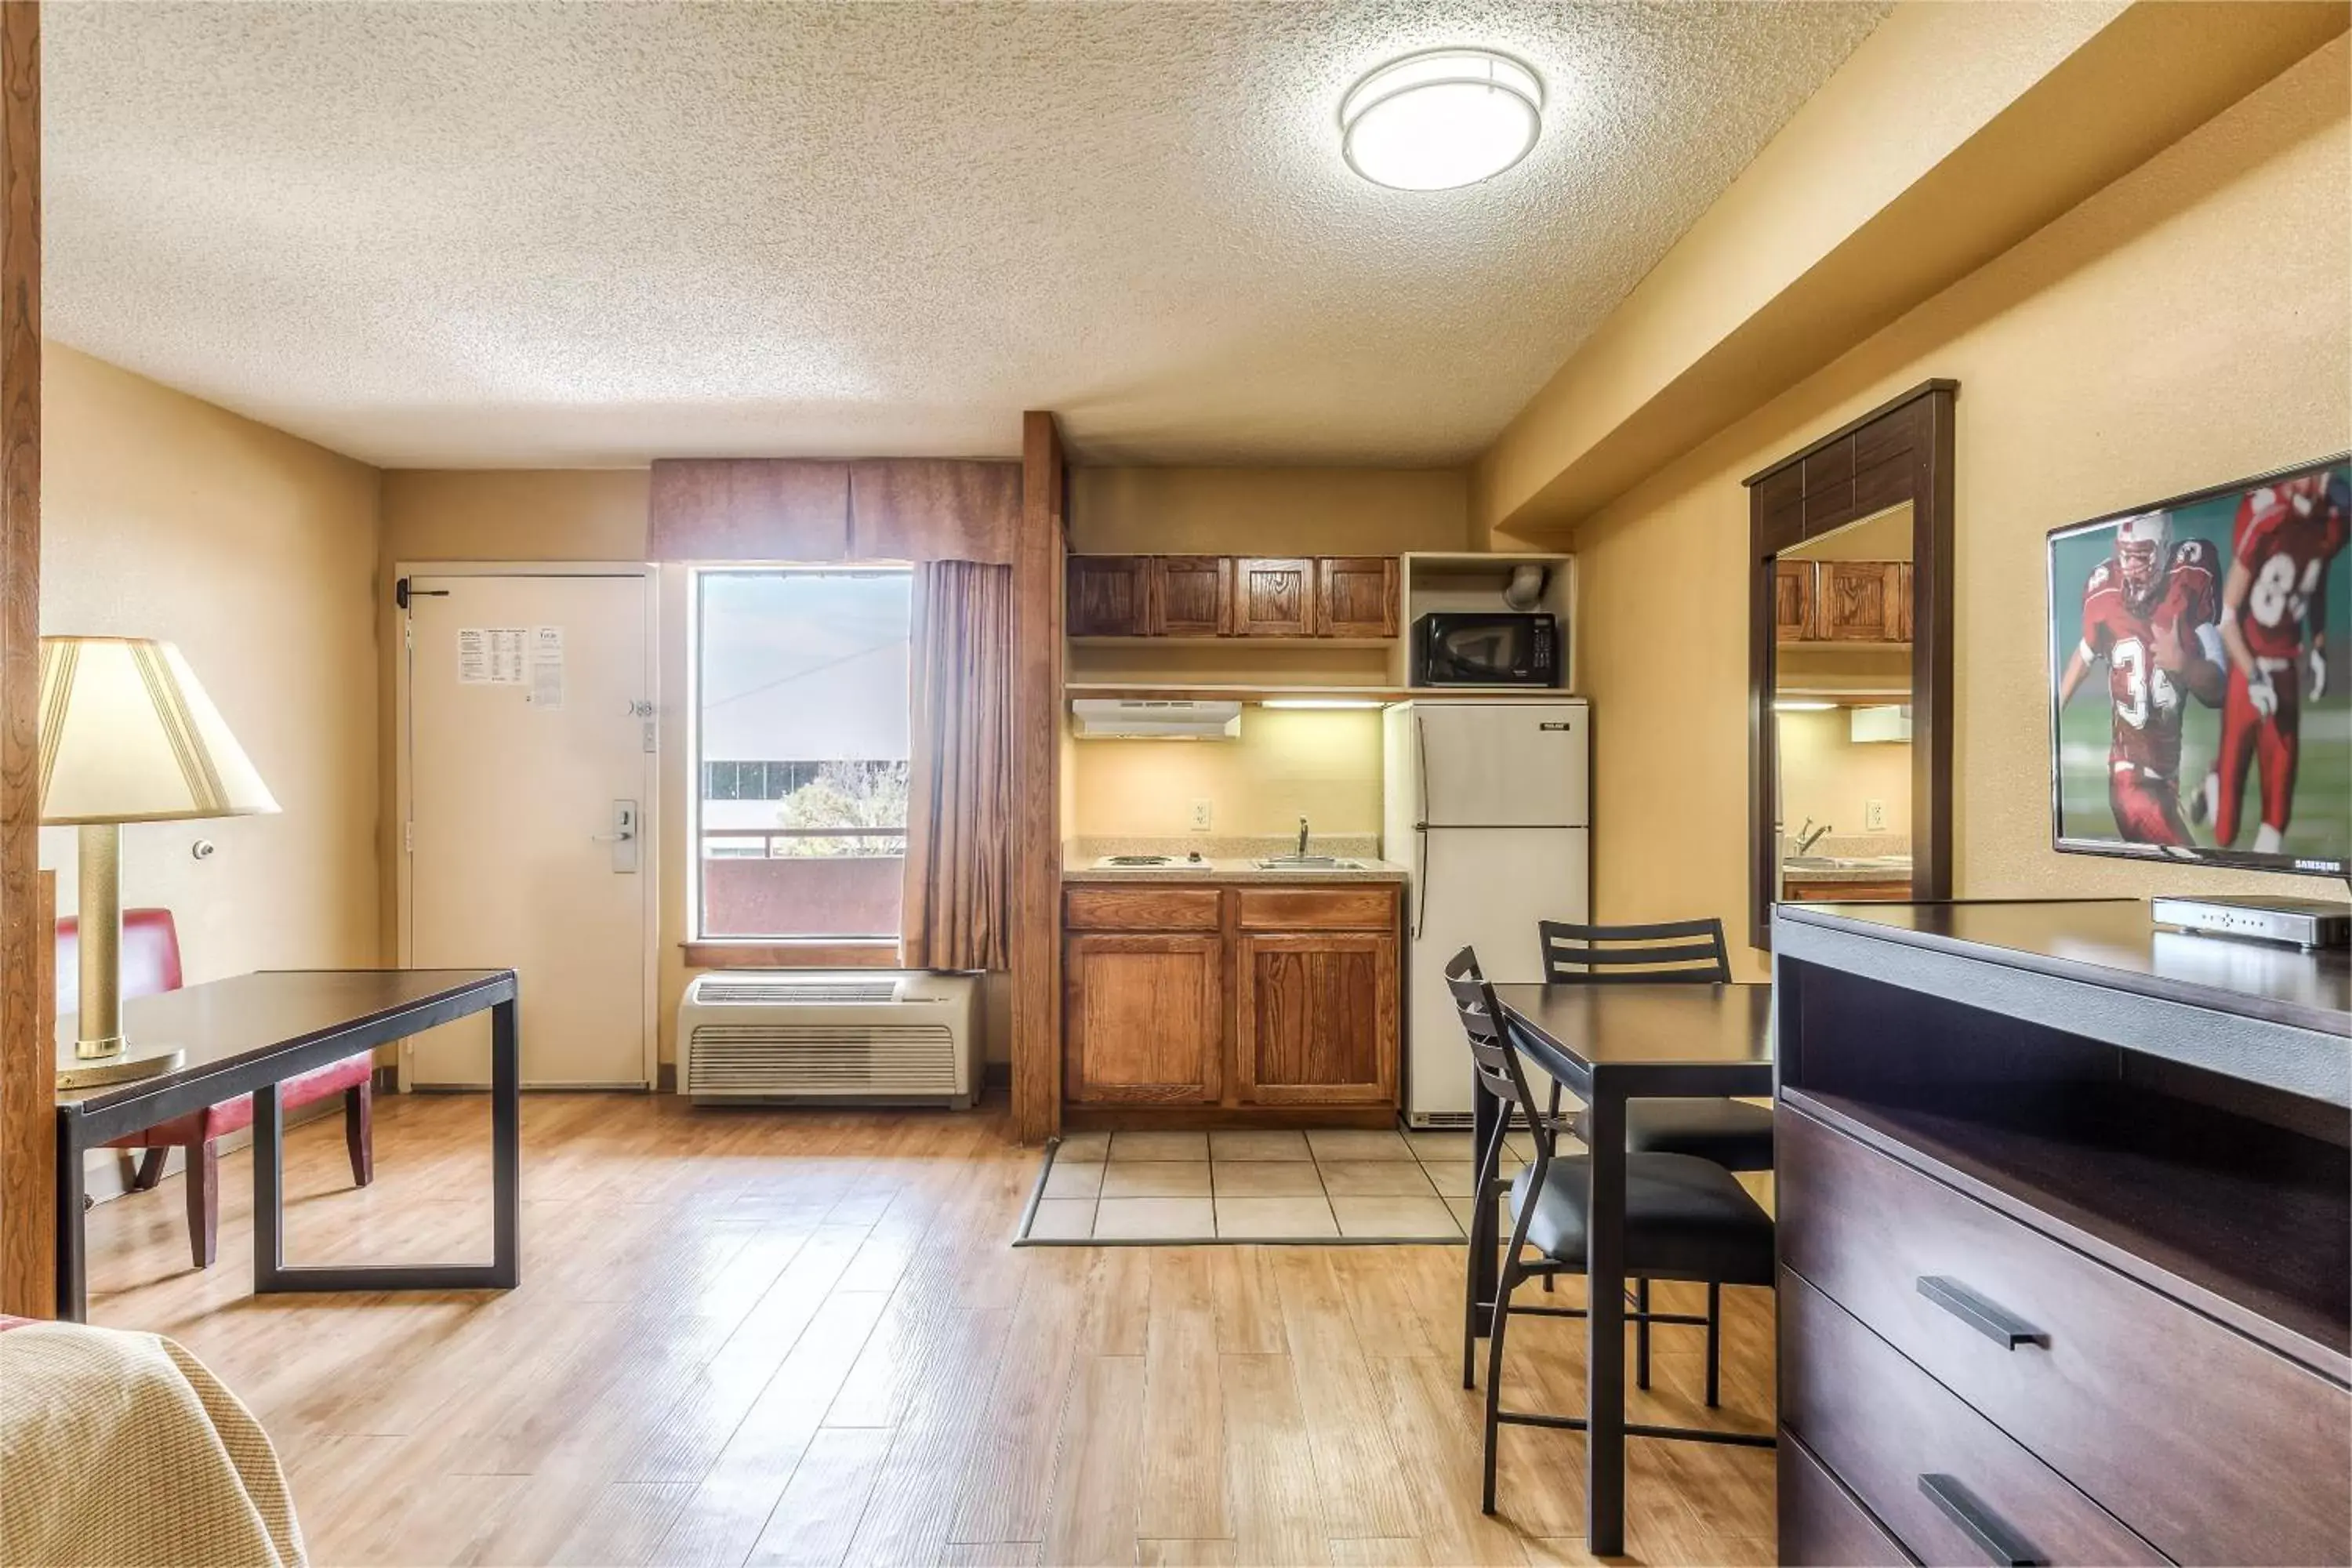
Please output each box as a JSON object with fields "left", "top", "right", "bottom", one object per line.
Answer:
{"left": 2151, "top": 895, "right": 2349, "bottom": 950}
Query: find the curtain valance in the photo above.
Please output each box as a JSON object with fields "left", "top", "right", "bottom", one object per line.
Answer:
{"left": 648, "top": 457, "right": 1020, "bottom": 564}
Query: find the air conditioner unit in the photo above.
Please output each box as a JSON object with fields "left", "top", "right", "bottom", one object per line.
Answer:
{"left": 677, "top": 971, "right": 981, "bottom": 1107}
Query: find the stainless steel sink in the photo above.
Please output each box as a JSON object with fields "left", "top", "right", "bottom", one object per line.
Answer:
{"left": 1253, "top": 855, "right": 1368, "bottom": 871}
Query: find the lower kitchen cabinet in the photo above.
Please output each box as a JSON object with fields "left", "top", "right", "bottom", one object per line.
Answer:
{"left": 1233, "top": 931, "right": 1398, "bottom": 1104}
{"left": 1063, "top": 932, "right": 1224, "bottom": 1103}
{"left": 1062, "top": 880, "right": 1402, "bottom": 1113}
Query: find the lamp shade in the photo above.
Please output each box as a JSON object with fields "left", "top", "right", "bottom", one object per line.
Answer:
{"left": 38, "top": 637, "right": 278, "bottom": 825}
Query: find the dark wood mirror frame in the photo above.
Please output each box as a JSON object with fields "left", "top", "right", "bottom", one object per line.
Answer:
{"left": 1745, "top": 379, "right": 1958, "bottom": 950}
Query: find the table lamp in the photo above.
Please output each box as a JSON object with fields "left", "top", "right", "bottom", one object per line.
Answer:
{"left": 39, "top": 637, "right": 278, "bottom": 1088}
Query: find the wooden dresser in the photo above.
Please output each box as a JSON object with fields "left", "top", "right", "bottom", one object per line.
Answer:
{"left": 1771, "top": 900, "right": 2350, "bottom": 1567}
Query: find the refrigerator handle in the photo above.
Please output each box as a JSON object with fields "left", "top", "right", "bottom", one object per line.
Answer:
{"left": 1412, "top": 824, "right": 1429, "bottom": 939}
{"left": 1410, "top": 710, "right": 1432, "bottom": 939}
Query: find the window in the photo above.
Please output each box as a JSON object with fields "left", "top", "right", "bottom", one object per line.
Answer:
{"left": 694, "top": 568, "right": 912, "bottom": 939}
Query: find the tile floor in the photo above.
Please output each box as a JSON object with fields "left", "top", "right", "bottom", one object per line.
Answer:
{"left": 1020, "top": 1125, "right": 1573, "bottom": 1243}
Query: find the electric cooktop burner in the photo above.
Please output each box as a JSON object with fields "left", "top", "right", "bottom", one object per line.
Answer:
{"left": 1091, "top": 853, "right": 1207, "bottom": 868}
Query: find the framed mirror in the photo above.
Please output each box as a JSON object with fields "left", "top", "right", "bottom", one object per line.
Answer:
{"left": 1746, "top": 380, "right": 1957, "bottom": 949}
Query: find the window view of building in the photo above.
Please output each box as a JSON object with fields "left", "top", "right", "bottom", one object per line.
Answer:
{"left": 695, "top": 568, "right": 912, "bottom": 938}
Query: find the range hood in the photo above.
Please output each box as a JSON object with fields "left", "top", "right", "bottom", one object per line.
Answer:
{"left": 1070, "top": 699, "right": 1243, "bottom": 740}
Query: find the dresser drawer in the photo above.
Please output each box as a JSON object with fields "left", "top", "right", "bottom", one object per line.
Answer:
{"left": 1781, "top": 1268, "right": 2161, "bottom": 1566}
{"left": 1064, "top": 885, "right": 1223, "bottom": 932}
{"left": 1780, "top": 1105, "right": 2351, "bottom": 1566}
{"left": 1235, "top": 885, "right": 1396, "bottom": 931}
{"left": 1780, "top": 1427, "right": 1915, "bottom": 1567}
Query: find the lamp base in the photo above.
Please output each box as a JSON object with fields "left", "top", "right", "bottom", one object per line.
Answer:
{"left": 56, "top": 1040, "right": 186, "bottom": 1091}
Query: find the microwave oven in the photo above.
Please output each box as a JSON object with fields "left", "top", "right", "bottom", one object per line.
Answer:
{"left": 1412, "top": 612, "right": 1561, "bottom": 687}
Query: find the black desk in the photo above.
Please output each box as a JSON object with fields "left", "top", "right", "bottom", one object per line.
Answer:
{"left": 55, "top": 969, "right": 520, "bottom": 1323}
{"left": 1477, "top": 981, "right": 1775, "bottom": 1557}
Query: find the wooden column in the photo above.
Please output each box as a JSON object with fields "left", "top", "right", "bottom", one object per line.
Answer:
{"left": 0, "top": 0, "right": 41, "bottom": 1317}
{"left": 1011, "top": 412, "right": 1065, "bottom": 1143}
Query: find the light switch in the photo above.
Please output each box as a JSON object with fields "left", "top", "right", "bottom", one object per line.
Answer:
{"left": 1190, "top": 799, "right": 1213, "bottom": 832}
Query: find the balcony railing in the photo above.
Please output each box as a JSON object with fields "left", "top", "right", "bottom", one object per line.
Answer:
{"left": 698, "top": 827, "right": 905, "bottom": 939}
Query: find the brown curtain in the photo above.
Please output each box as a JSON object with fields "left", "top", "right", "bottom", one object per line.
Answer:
{"left": 901, "top": 561, "right": 1014, "bottom": 971}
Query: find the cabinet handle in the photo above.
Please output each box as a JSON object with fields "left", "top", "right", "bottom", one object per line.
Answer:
{"left": 1919, "top": 1474, "right": 2039, "bottom": 1566}
{"left": 1918, "top": 1276, "right": 2046, "bottom": 1349}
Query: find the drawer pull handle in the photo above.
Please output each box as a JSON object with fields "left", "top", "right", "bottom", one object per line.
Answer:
{"left": 1919, "top": 1473, "right": 2040, "bottom": 1566}
{"left": 1918, "top": 1276, "right": 2046, "bottom": 1349}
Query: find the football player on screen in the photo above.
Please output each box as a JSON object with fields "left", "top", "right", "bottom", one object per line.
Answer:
{"left": 2057, "top": 510, "right": 2223, "bottom": 847}
{"left": 2190, "top": 470, "right": 2348, "bottom": 853}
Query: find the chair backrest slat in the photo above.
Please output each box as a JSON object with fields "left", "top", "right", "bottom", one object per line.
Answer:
{"left": 1538, "top": 916, "right": 1730, "bottom": 986}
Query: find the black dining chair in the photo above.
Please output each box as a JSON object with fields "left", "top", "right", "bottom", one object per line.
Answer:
{"left": 1446, "top": 945, "right": 1775, "bottom": 1516}
{"left": 1537, "top": 919, "right": 1775, "bottom": 1171}
{"left": 1536, "top": 918, "right": 1774, "bottom": 1387}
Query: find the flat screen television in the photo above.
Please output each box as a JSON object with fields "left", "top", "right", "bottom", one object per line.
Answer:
{"left": 2049, "top": 454, "right": 2350, "bottom": 878}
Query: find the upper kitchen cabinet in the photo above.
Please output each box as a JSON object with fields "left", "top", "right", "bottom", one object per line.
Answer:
{"left": 1155, "top": 556, "right": 1233, "bottom": 636}
{"left": 1068, "top": 554, "right": 1152, "bottom": 636}
{"left": 1817, "top": 560, "right": 1908, "bottom": 641}
{"left": 1232, "top": 557, "right": 1316, "bottom": 636}
{"left": 1774, "top": 560, "right": 1817, "bottom": 641}
{"left": 1064, "top": 554, "right": 1399, "bottom": 642}
{"left": 1314, "top": 557, "right": 1400, "bottom": 638}
{"left": 1773, "top": 558, "right": 1911, "bottom": 644}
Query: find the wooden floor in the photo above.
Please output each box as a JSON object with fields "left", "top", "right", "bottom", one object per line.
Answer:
{"left": 85, "top": 1093, "right": 1778, "bottom": 1567}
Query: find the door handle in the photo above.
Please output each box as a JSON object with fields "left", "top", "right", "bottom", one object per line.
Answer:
{"left": 1919, "top": 1474, "right": 2039, "bottom": 1566}
{"left": 1918, "top": 1276, "right": 2045, "bottom": 1349}
{"left": 598, "top": 801, "right": 641, "bottom": 873}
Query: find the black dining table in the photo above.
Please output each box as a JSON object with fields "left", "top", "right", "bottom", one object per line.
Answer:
{"left": 1473, "top": 980, "right": 1775, "bottom": 1556}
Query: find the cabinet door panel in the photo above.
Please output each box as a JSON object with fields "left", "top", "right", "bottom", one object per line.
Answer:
{"left": 1774, "top": 560, "right": 1817, "bottom": 642}
{"left": 1889, "top": 561, "right": 1915, "bottom": 643}
{"left": 1234, "top": 558, "right": 1314, "bottom": 637}
{"left": 1065, "top": 934, "right": 1223, "bottom": 1103}
{"left": 1152, "top": 556, "right": 1232, "bottom": 637}
{"left": 1819, "top": 561, "right": 1903, "bottom": 642}
{"left": 1315, "top": 557, "right": 1399, "bottom": 637}
{"left": 1068, "top": 556, "right": 1150, "bottom": 637}
{"left": 1236, "top": 932, "right": 1398, "bottom": 1105}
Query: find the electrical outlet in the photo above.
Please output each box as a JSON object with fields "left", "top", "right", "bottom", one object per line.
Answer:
{"left": 1864, "top": 798, "right": 1886, "bottom": 832}
{"left": 1190, "top": 799, "right": 1213, "bottom": 832}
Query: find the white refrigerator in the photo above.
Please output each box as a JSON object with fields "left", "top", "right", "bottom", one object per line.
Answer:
{"left": 1381, "top": 699, "right": 1591, "bottom": 1126}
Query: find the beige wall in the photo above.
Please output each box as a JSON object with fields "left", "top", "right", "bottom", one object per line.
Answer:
{"left": 1069, "top": 709, "right": 1383, "bottom": 842}
{"left": 1069, "top": 466, "right": 1468, "bottom": 555}
{"left": 40, "top": 345, "right": 383, "bottom": 982}
{"left": 1560, "top": 38, "right": 2350, "bottom": 977}
{"left": 1777, "top": 710, "right": 1914, "bottom": 841}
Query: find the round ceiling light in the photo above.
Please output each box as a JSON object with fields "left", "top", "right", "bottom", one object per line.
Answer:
{"left": 1340, "top": 47, "right": 1544, "bottom": 191}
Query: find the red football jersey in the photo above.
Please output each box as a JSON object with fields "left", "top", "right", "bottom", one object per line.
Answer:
{"left": 2231, "top": 476, "right": 2347, "bottom": 660}
{"left": 2079, "top": 539, "right": 2219, "bottom": 779}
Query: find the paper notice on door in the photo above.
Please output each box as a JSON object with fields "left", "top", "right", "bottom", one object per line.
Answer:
{"left": 459, "top": 627, "right": 528, "bottom": 684}
{"left": 528, "top": 624, "right": 564, "bottom": 709}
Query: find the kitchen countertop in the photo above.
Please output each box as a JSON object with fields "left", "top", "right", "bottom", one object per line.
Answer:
{"left": 1781, "top": 858, "right": 1914, "bottom": 884}
{"left": 1064, "top": 856, "right": 1410, "bottom": 884}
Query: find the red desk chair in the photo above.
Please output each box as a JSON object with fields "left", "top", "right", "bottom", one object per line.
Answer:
{"left": 56, "top": 910, "right": 376, "bottom": 1269}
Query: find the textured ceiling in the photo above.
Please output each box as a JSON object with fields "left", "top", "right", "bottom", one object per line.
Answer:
{"left": 48, "top": 2, "right": 1887, "bottom": 469}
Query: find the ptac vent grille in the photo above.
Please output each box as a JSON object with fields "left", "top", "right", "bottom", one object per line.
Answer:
{"left": 686, "top": 1022, "right": 956, "bottom": 1096}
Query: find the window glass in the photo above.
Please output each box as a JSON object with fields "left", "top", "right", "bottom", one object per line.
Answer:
{"left": 694, "top": 568, "right": 912, "bottom": 938}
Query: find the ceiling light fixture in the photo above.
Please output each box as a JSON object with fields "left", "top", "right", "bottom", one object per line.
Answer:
{"left": 1340, "top": 47, "right": 1544, "bottom": 191}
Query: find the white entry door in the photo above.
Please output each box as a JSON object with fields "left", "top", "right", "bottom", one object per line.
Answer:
{"left": 402, "top": 571, "right": 655, "bottom": 1087}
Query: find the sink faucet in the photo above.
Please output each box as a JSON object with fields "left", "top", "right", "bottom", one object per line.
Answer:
{"left": 1793, "top": 818, "right": 1833, "bottom": 855}
{"left": 1298, "top": 816, "right": 1311, "bottom": 857}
